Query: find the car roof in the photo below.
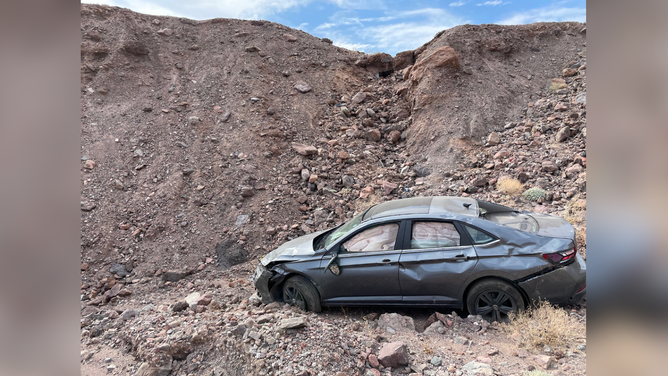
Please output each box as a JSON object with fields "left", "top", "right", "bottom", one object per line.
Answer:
{"left": 362, "top": 196, "right": 479, "bottom": 222}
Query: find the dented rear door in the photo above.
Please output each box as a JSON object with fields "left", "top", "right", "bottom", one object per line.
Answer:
{"left": 398, "top": 220, "right": 478, "bottom": 304}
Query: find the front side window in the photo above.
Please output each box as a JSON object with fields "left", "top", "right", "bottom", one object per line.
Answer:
{"left": 411, "top": 222, "right": 460, "bottom": 249}
{"left": 342, "top": 223, "right": 399, "bottom": 253}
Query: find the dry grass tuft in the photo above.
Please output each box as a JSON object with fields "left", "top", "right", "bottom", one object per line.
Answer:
{"left": 497, "top": 177, "right": 524, "bottom": 196}
{"left": 353, "top": 194, "right": 381, "bottom": 212}
{"left": 523, "top": 371, "right": 552, "bottom": 376}
{"left": 505, "top": 301, "right": 584, "bottom": 351}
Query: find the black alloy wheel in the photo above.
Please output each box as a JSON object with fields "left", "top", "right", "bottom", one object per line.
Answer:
{"left": 281, "top": 276, "right": 322, "bottom": 312}
{"left": 283, "top": 285, "right": 307, "bottom": 310}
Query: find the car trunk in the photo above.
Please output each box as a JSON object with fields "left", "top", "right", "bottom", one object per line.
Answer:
{"left": 527, "top": 213, "right": 575, "bottom": 239}
{"left": 482, "top": 211, "right": 574, "bottom": 240}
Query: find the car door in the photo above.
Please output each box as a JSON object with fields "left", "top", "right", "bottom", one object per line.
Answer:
{"left": 398, "top": 220, "right": 478, "bottom": 304}
{"left": 318, "top": 221, "right": 404, "bottom": 304}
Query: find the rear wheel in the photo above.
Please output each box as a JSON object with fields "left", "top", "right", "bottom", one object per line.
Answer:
{"left": 466, "top": 279, "right": 524, "bottom": 322}
{"left": 282, "top": 276, "right": 322, "bottom": 313}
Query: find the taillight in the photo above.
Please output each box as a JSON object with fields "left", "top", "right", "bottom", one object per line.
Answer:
{"left": 542, "top": 248, "right": 576, "bottom": 264}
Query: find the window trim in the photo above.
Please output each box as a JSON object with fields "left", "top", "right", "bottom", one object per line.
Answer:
{"left": 460, "top": 223, "right": 499, "bottom": 245}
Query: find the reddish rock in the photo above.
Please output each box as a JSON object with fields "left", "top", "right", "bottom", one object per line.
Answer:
{"left": 81, "top": 263, "right": 89, "bottom": 271}
{"left": 486, "top": 132, "right": 500, "bottom": 146}
{"left": 542, "top": 161, "right": 558, "bottom": 172}
{"left": 351, "top": 92, "right": 367, "bottom": 104}
{"left": 472, "top": 178, "right": 489, "bottom": 187}
{"left": 368, "top": 354, "right": 380, "bottom": 368}
{"left": 565, "top": 164, "right": 583, "bottom": 178}
{"left": 533, "top": 354, "right": 554, "bottom": 369}
{"left": 554, "top": 103, "right": 568, "bottom": 111}
{"left": 360, "top": 186, "right": 374, "bottom": 199}
{"left": 308, "top": 174, "right": 318, "bottom": 183}
{"left": 476, "top": 356, "right": 492, "bottom": 364}
{"left": 292, "top": 143, "right": 317, "bottom": 156}
{"left": 556, "top": 126, "right": 571, "bottom": 142}
{"left": 282, "top": 33, "right": 297, "bottom": 42}
{"left": 378, "top": 341, "right": 409, "bottom": 368}
{"left": 392, "top": 108, "right": 410, "bottom": 120}
{"left": 387, "top": 130, "right": 401, "bottom": 143}
{"left": 382, "top": 181, "right": 398, "bottom": 195}
{"left": 366, "top": 129, "right": 382, "bottom": 142}
{"left": 337, "top": 151, "right": 350, "bottom": 160}
{"left": 119, "top": 223, "right": 130, "bottom": 230}
{"left": 393, "top": 50, "right": 414, "bottom": 71}
{"left": 494, "top": 151, "right": 511, "bottom": 160}
{"left": 84, "top": 160, "right": 96, "bottom": 169}
{"left": 197, "top": 294, "right": 212, "bottom": 306}
{"left": 562, "top": 68, "right": 578, "bottom": 77}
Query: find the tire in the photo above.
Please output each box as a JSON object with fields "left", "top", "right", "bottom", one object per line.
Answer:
{"left": 466, "top": 279, "right": 525, "bottom": 322}
{"left": 282, "top": 276, "right": 322, "bottom": 313}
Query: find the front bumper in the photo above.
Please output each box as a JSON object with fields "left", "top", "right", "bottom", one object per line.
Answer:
{"left": 518, "top": 253, "right": 586, "bottom": 306}
{"left": 253, "top": 264, "right": 287, "bottom": 305}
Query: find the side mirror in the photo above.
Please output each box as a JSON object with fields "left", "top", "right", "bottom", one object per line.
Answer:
{"left": 324, "top": 253, "right": 340, "bottom": 275}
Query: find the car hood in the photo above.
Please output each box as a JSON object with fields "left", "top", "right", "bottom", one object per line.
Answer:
{"left": 260, "top": 230, "right": 325, "bottom": 266}
{"left": 528, "top": 213, "right": 575, "bottom": 239}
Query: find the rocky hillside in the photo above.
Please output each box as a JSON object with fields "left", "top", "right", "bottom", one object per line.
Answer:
{"left": 80, "top": 4, "right": 586, "bottom": 376}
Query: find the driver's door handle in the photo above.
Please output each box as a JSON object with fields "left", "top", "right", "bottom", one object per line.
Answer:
{"left": 380, "top": 259, "right": 392, "bottom": 264}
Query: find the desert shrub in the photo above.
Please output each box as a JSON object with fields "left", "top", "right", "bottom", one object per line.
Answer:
{"left": 505, "top": 301, "right": 583, "bottom": 351}
{"left": 522, "top": 187, "right": 547, "bottom": 201}
{"left": 497, "top": 177, "right": 523, "bottom": 196}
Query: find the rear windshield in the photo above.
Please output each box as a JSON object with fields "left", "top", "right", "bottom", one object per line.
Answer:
{"left": 483, "top": 212, "right": 539, "bottom": 233}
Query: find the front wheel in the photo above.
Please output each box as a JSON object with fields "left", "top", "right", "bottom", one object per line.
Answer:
{"left": 282, "top": 276, "right": 322, "bottom": 313}
{"left": 466, "top": 279, "right": 525, "bottom": 322}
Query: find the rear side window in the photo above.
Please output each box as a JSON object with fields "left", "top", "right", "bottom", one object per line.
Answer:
{"left": 342, "top": 223, "right": 399, "bottom": 253}
{"left": 411, "top": 222, "right": 461, "bottom": 249}
{"left": 464, "top": 225, "right": 496, "bottom": 245}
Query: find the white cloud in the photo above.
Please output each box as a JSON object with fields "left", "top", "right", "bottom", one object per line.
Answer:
{"left": 183, "top": 0, "right": 312, "bottom": 19}
{"left": 359, "top": 22, "right": 455, "bottom": 53}
{"left": 81, "top": 0, "right": 118, "bottom": 6}
{"left": 327, "top": 0, "right": 387, "bottom": 10}
{"left": 124, "top": 0, "right": 183, "bottom": 17}
{"left": 334, "top": 41, "right": 373, "bottom": 51}
{"left": 449, "top": 1, "right": 466, "bottom": 6}
{"left": 477, "top": 0, "right": 506, "bottom": 6}
{"left": 297, "top": 22, "right": 309, "bottom": 30}
{"left": 314, "top": 7, "right": 469, "bottom": 55}
{"left": 497, "top": 6, "right": 586, "bottom": 25}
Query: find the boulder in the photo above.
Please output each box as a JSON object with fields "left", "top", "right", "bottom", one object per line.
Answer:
{"left": 393, "top": 50, "right": 415, "bottom": 71}
{"left": 377, "top": 313, "right": 415, "bottom": 333}
{"left": 378, "top": 341, "right": 409, "bottom": 368}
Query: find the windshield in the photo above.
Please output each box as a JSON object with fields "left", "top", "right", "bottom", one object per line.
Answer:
{"left": 320, "top": 211, "right": 365, "bottom": 249}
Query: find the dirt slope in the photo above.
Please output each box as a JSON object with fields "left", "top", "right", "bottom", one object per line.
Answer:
{"left": 80, "top": 4, "right": 586, "bottom": 376}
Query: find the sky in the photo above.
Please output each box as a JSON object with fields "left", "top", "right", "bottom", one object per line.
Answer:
{"left": 81, "top": 0, "right": 586, "bottom": 56}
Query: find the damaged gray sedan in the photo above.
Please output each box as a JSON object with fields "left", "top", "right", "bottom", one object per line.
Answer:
{"left": 253, "top": 196, "right": 586, "bottom": 322}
